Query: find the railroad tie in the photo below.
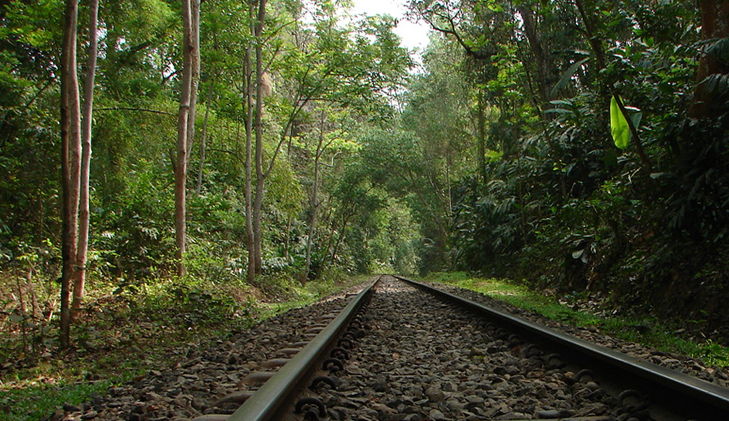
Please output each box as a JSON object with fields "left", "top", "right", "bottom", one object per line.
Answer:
{"left": 277, "top": 348, "right": 301, "bottom": 357}
{"left": 259, "top": 358, "right": 290, "bottom": 368}
{"left": 211, "top": 391, "right": 254, "bottom": 408}
{"left": 188, "top": 415, "right": 230, "bottom": 421}
{"left": 240, "top": 371, "right": 275, "bottom": 386}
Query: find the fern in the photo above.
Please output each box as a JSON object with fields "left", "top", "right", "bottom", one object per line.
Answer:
{"left": 706, "top": 37, "right": 729, "bottom": 66}
{"left": 701, "top": 73, "right": 729, "bottom": 96}
{"left": 551, "top": 58, "right": 590, "bottom": 96}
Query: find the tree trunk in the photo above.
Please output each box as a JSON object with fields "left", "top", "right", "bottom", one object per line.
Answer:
{"left": 689, "top": 0, "right": 729, "bottom": 118}
{"left": 303, "top": 110, "right": 326, "bottom": 284}
{"left": 445, "top": 147, "right": 452, "bottom": 217}
{"left": 252, "top": 0, "right": 268, "bottom": 275}
{"left": 195, "top": 82, "right": 214, "bottom": 196}
{"left": 72, "top": 0, "right": 99, "bottom": 321}
{"left": 284, "top": 217, "right": 292, "bottom": 260}
{"left": 517, "top": 4, "right": 551, "bottom": 104}
{"left": 329, "top": 206, "right": 355, "bottom": 268}
{"left": 175, "top": 0, "right": 200, "bottom": 277}
{"left": 60, "top": 0, "right": 81, "bottom": 348}
{"left": 476, "top": 91, "right": 487, "bottom": 183}
{"left": 185, "top": 0, "right": 201, "bottom": 163}
{"left": 574, "top": 0, "right": 653, "bottom": 173}
{"left": 244, "top": 8, "right": 256, "bottom": 283}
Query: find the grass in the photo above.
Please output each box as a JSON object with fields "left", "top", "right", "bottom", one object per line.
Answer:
{"left": 1, "top": 378, "right": 111, "bottom": 421}
{"left": 0, "top": 274, "right": 370, "bottom": 421}
{"left": 423, "top": 271, "right": 729, "bottom": 368}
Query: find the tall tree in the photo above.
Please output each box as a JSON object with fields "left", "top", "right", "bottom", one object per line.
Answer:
{"left": 303, "top": 108, "right": 329, "bottom": 283}
{"left": 251, "top": 0, "right": 268, "bottom": 276}
{"left": 175, "top": 0, "right": 201, "bottom": 276}
{"left": 244, "top": 1, "right": 257, "bottom": 282}
{"left": 71, "top": 0, "right": 100, "bottom": 320}
{"left": 59, "top": 0, "right": 82, "bottom": 348}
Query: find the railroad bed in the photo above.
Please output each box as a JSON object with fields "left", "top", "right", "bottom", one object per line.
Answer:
{"left": 298, "top": 278, "right": 616, "bottom": 421}
{"left": 57, "top": 276, "right": 729, "bottom": 421}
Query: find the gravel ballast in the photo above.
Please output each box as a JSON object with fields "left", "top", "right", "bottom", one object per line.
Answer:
{"left": 49, "top": 276, "right": 729, "bottom": 421}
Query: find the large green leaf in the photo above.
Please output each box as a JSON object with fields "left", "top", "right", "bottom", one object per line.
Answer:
{"left": 551, "top": 58, "right": 590, "bottom": 96}
{"left": 610, "top": 96, "right": 630, "bottom": 149}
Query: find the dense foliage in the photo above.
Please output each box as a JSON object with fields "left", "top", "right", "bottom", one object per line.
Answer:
{"left": 0, "top": 0, "right": 420, "bottom": 356}
{"left": 404, "top": 0, "right": 729, "bottom": 337}
{"left": 3, "top": 0, "right": 729, "bottom": 360}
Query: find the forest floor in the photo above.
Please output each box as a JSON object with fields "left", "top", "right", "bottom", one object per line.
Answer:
{"left": 0, "top": 274, "right": 372, "bottom": 421}
{"left": 2, "top": 272, "right": 728, "bottom": 421}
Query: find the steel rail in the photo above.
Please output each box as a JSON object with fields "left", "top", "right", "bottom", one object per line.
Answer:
{"left": 225, "top": 278, "right": 377, "bottom": 421}
{"left": 395, "top": 275, "right": 729, "bottom": 420}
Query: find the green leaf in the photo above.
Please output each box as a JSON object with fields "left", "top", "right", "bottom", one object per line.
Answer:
{"left": 629, "top": 111, "right": 642, "bottom": 131}
{"left": 549, "top": 99, "right": 573, "bottom": 107}
{"left": 707, "top": 38, "right": 729, "bottom": 65}
{"left": 610, "top": 96, "right": 630, "bottom": 150}
{"left": 8, "top": 313, "right": 24, "bottom": 323}
{"left": 703, "top": 73, "right": 729, "bottom": 95}
{"left": 544, "top": 108, "right": 573, "bottom": 114}
{"left": 551, "top": 58, "right": 590, "bottom": 96}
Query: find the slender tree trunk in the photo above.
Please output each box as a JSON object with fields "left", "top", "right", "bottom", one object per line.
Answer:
{"left": 244, "top": 11, "right": 256, "bottom": 283}
{"left": 517, "top": 4, "right": 550, "bottom": 104}
{"left": 60, "top": 0, "right": 81, "bottom": 349}
{"left": 476, "top": 92, "right": 487, "bottom": 183}
{"left": 252, "top": 0, "right": 268, "bottom": 274}
{"left": 15, "top": 272, "right": 28, "bottom": 352}
{"left": 445, "top": 148, "right": 452, "bottom": 217}
{"left": 573, "top": 0, "right": 606, "bottom": 70}
{"left": 186, "top": 0, "right": 201, "bottom": 163}
{"left": 319, "top": 207, "right": 338, "bottom": 269}
{"left": 303, "top": 111, "right": 326, "bottom": 284}
{"left": 175, "top": 0, "right": 200, "bottom": 277}
{"left": 329, "top": 207, "right": 355, "bottom": 267}
{"left": 72, "top": 0, "right": 99, "bottom": 321}
{"left": 284, "top": 217, "right": 292, "bottom": 260}
{"left": 574, "top": 0, "right": 652, "bottom": 173}
{"left": 195, "top": 82, "right": 214, "bottom": 196}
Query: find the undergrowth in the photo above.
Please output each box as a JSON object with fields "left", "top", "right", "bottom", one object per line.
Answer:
{"left": 0, "top": 273, "right": 366, "bottom": 421}
{"left": 424, "top": 272, "right": 729, "bottom": 368}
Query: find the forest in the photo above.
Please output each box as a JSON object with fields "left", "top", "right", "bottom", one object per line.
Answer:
{"left": 2, "top": 0, "right": 729, "bottom": 394}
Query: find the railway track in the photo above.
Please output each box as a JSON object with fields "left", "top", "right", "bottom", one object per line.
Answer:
{"left": 67, "top": 275, "right": 729, "bottom": 420}
{"left": 189, "top": 275, "right": 729, "bottom": 421}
